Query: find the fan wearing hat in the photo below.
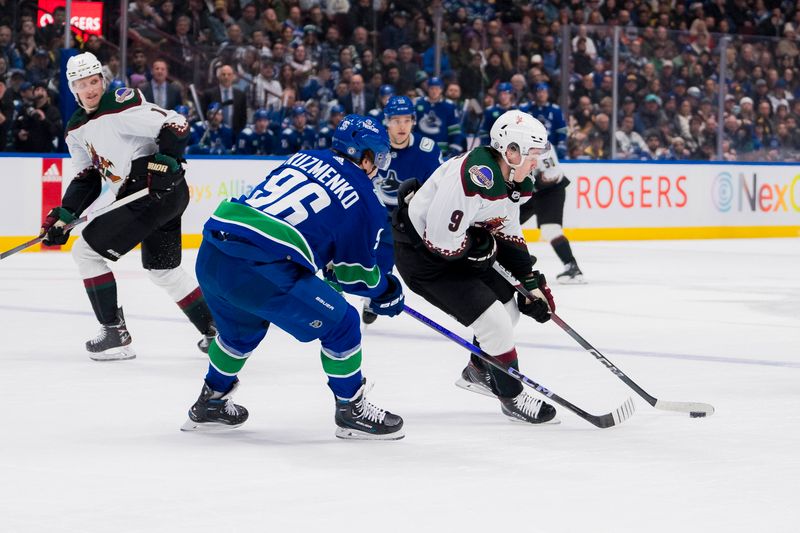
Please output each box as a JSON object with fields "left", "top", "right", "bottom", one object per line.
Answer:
{"left": 12, "top": 80, "right": 62, "bottom": 153}
{"left": 278, "top": 105, "right": 318, "bottom": 154}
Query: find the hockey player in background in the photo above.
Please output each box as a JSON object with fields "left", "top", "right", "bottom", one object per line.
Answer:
{"left": 316, "top": 103, "right": 345, "bottom": 149}
{"left": 181, "top": 115, "right": 406, "bottom": 440}
{"left": 523, "top": 83, "right": 567, "bottom": 160}
{"left": 479, "top": 82, "right": 516, "bottom": 145}
{"left": 368, "top": 84, "right": 395, "bottom": 124}
{"left": 392, "top": 110, "right": 558, "bottom": 425}
{"left": 415, "top": 77, "right": 464, "bottom": 158}
{"left": 187, "top": 102, "right": 234, "bottom": 155}
{"left": 362, "top": 95, "right": 442, "bottom": 324}
{"left": 518, "top": 139, "right": 585, "bottom": 284}
{"left": 278, "top": 105, "right": 318, "bottom": 154}
{"left": 235, "top": 108, "right": 276, "bottom": 155}
{"left": 39, "top": 52, "right": 216, "bottom": 361}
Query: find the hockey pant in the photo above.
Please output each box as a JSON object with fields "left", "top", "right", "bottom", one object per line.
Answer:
{"left": 195, "top": 234, "right": 364, "bottom": 399}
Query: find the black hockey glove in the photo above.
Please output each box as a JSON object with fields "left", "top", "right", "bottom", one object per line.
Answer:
{"left": 371, "top": 273, "right": 405, "bottom": 317}
{"left": 147, "top": 153, "right": 184, "bottom": 198}
{"left": 463, "top": 226, "right": 497, "bottom": 271}
{"left": 39, "top": 207, "right": 76, "bottom": 246}
{"left": 517, "top": 271, "right": 555, "bottom": 324}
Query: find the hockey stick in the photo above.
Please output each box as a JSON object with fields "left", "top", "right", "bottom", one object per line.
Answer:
{"left": 402, "top": 304, "right": 635, "bottom": 429}
{"left": 0, "top": 188, "right": 150, "bottom": 261}
{"left": 491, "top": 263, "right": 716, "bottom": 417}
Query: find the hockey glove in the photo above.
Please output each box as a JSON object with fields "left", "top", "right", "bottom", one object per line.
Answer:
{"left": 39, "top": 207, "right": 76, "bottom": 246}
{"left": 147, "top": 153, "right": 184, "bottom": 197}
{"left": 463, "top": 226, "right": 497, "bottom": 271}
{"left": 517, "top": 270, "right": 555, "bottom": 323}
{"left": 371, "top": 273, "right": 405, "bottom": 317}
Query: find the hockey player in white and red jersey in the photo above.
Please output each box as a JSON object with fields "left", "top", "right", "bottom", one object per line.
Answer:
{"left": 392, "top": 109, "right": 559, "bottom": 424}
{"left": 38, "top": 52, "right": 216, "bottom": 361}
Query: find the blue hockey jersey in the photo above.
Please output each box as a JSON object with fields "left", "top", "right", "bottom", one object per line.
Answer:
{"left": 372, "top": 134, "right": 442, "bottom": 209}
{"left": 235, "top": 126, "right": 276, "bottom": 155}
{"left": 278, "top": 126, "right": 318, "bottom": 155}
{"left": 523, "top": 102, "right": 568, "bottom": 158}
{"left": 479, "top": 104, "right": 517, "bottom": 145}
{"left": 414, "top": 97, "right": 464, "bottom": 157}
{"left": 204, "top": 149, "right": 389, "bottom": 297}
{"left": 187, "top": 121, "right": 234, "bottom": 155}
{"left": 316, "top": 124, "right": 334, "bottom": 149}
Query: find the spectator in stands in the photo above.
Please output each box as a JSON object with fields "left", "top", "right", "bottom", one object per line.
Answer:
{"left": 380, "top": 11, "right": 410, "bottom": 51}
{"left": 0, "top": 78, "right": 12, "bottom": 151}
{"left": 141, "top": 59, "right": 183, "bottom": 110}
{"left": 13, "top": 81, "right": 61, "bottom": 153}
{"left": 204, "top": 64, "right": 247, "bottom": 137}
{"left": 342, "top": 73, "right": 373, "bottom": 115}
{"left": 0, "top": 24, "right": 23, "bottom": 70}
{"left": 616, "top": 114, "right": 646, "bottom": 158}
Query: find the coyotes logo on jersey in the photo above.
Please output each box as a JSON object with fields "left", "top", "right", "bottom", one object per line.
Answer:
{"left": 86, "top": 142, "right": 122, "bottom": 182}
{"left": 477, "top": 216, "right": 507, "bottom": 234}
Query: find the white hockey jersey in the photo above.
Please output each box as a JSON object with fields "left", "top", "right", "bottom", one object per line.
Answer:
{"left": 407, "top": 146, "right": 533, "bottom": 258}
{"left": 65, "top": 87, "right": 187, "bottom": 195}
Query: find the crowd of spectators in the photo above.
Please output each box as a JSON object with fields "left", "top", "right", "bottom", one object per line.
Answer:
{"left": 2, "top": 0, "right": 800, "bottom": 162}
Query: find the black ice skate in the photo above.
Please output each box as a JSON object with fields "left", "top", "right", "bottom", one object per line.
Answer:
{"left": 455, "top": 361, "right": 496, "bottom": 398}
{"left": 181, "top": 380, "right": 248, "bottom": 432}
{"left": 500, "top": 392, "right": 559, "bottom": 425}
{"left": 335, "top": 379, "right": 404, "bottom": 440}
{"left": 556, "top": 261, "right": 586, "bottom": 285}
{"left": 85, "top": 307, "right": 136, "bottom": 361}
{"left": 197, "top": 323, "right": 217, "bottom": 354}
{"left": 361, "top": 301, "right": 378, "bottom": 325}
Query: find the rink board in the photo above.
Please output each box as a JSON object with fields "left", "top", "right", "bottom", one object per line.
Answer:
{"left": 1, "top": 154, "right": 798, "bottom": 252}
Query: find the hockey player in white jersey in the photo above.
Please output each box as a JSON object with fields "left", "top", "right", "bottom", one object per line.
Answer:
{"left": 38, "top": 52, "right": 216, "bottom": 360}
{"left": 392, "top": 110, "right": 559, "bottom": 425}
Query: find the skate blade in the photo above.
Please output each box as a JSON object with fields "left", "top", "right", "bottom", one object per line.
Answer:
{"left": 557, "top": 275, "right": 586, "bottom": 285}
{"left": 180, "top": 418, "right": 244, "bottom": 432}
{"left": 504, "top": 414, "right": 562, "bottom": 425}
{"left": 88, "top": 345, "right": 136, "bottom": 361}
{"left": 455, "top": 378, "right": 497, "bottom": 399}
{"left": 335, "top": 426, "right": 405, "bottom": 440}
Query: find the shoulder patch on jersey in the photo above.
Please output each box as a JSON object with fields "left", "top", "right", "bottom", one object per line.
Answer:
{"left": 419, "top": 137, "right": 435, "bottom": 152}
{"left": 242, "top": 127, "right": 253, "bottom": 135}
{"left": 468, "top": 165, "right": 494, "bottom": 189}
{"left": 114, "top": 87, "right": 135, "bottom": 103}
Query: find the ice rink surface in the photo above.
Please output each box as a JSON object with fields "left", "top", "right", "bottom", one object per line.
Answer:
{"left": 1, "top": 238, "right": 798, "bottom": 533}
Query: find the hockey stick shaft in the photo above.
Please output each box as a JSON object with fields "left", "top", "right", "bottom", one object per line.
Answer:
{"left": 402, "top": 304, "right": 635, "bottom": 428}
{"left": 1, "top": 188, "right": 149, "bottom": 260}
{"left": 491, "top": 263, "right": 715, "bottom": 416}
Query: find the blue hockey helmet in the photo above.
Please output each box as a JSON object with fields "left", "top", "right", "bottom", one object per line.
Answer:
{"left": 291, "top": 105, "right": 307, "bottom": 117}
{"left": 384, "top": 95, "right": 415, "bottom": 118}
{"left": 174, "top": 105, "right": 189, "bottom": 117}
{"left": 332, "top": 114, "right": 391, "bottom": 171}
{"left": 379, "top": 84, "right": 395, "bottom": 97}
{"left": 207, "top": 101, "right": 222, "bottom": 114}
{"left": 253, "top": 108, "right": 270, "bottom": 121}
{"left": 330, "top": 104, "right": 345, "bottom": 115}
{"left": 428, "top": 76, "right": 443, "bottom": 88}
{"left": 535, "top": 82, "right": 550, "bottom": 92}
{"left": 497, "top": 82, "right": 513, "bottom": 93}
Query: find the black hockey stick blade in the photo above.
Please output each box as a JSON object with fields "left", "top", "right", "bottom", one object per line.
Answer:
{"left": 403, "top": 304, "right": 636, "bottom": 429}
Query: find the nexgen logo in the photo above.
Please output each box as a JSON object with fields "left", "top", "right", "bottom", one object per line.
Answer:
{"left": 712, "top": 172, "right": 800, "bottom": 212}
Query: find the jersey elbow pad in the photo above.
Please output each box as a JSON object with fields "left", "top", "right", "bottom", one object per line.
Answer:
{"left": 157, "top": 121, "right": 190, "bottom": 159}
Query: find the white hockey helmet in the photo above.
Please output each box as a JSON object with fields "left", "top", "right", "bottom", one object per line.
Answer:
{"left": 66, "top": 52, "right": 106, "bottom": 106}
{"left": 490, "top": 110, "right": 548, "bottom": 168}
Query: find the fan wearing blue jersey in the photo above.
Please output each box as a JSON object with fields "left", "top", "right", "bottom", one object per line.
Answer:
{"left": 362, "top": 95, "right": 442, "bottom": 324}
{"left": 182, "top": 115, "right": 406, "bottom": 440}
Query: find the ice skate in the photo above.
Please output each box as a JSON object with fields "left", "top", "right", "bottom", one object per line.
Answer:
{"left": 181, "top": 380, "right": 248, "bottom": 432}
{"left": 85, "top": 307, "right": 136, "bottom": 361}
{"left": 556, "top": 261, "right": 585, "bottom": 285}
{"left": 361, "top": 301, "right": 378, "bottom": 325}
{"left": 500, "top": 392, "right": 559, "bottom": 425}
{"left": 455, "top": 361, "right": 496, "bottom": 398}
{"left": 197, "top": 323, "right": 217, "bottom": 354}
{"left": 335, "top": 379, "right": 404, "bottom": 440}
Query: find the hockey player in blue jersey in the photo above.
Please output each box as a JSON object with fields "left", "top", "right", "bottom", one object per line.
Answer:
{"left": 415, "top": 77, "right": 464, "bottom": 158}
{"left": 182, "top": 115, "right": 406, "bottom": 440}
{"left": 362, "top": 96, "right": 443, "bottom": 324}
{"left": 316, "top": 104, "right": 345, "bottom": 149}
{"left": 524, "top": 83, "right": 568, "bottom": 159}
{"left": 479, "top": 82, "right": 517, "bottom": 145}
{"left": 187, "top": 102, "right": 234, "bottom": 155}
{"left": 235, "top": 109, "right": 276, "bottom": 155}
{"left": 368, "top": 84, "right": 395, "bottom": 124}
{"left": 278, "top": 105, "right": 318, "bottom": 155}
